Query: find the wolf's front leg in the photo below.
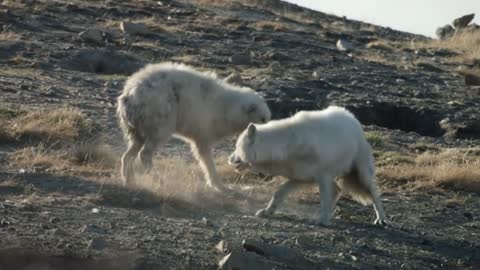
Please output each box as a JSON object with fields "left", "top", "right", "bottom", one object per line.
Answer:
{"left": 255, "top": 180, "right": 299, "bottom": 217}
{"left": 191, "top": 142, "right": 231, "bottom": 193}
{"left": 314, "top": 175, "right": 336, "bottom": 226}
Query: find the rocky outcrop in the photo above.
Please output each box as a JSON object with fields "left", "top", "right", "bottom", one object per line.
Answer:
{"left": 453, "top": 13, "right": 475, "bottom": 29}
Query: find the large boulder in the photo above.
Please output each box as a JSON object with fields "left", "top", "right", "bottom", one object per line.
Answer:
{"left": 436, "top": 24, "right": 454, "bottom": 40}
{"left": 453, "top": 13, "right": 475, "bottom": 29}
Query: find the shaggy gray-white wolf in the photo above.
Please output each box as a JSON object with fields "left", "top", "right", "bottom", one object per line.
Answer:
{"left": 229, "top": 106, "right": 387, "bottom": 226}
{"left": 117, "top": 62, "right": 271, "bottom": 191}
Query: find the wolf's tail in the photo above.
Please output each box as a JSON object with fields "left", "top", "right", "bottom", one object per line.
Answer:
{"left": 337, "top": 141, "right": 378, "bottom": 205}
{"left": 116, "top": 93, "right": 137, "bottom": 141}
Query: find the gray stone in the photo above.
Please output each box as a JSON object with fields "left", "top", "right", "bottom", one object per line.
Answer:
{"left": 218, "top": 251, "right": 284, "bottom": 270}
{"left": 436, "top": 25, "right": 454, "bottom": 40}
{"left": 295, "top": 234, "right": 316, "bottom": 248}
{"left": 215, "top": 239, "right": 243, "bottom": 253}
{"left": 453, "top": 13, "right": 475, "bottom": 29}
{"left": 464, "top": 73, "right": 480, "bottom": 86}
{"left": 0, "top": 9, "right": 10, "bottom": 22}
{"left": 64, "top": 49, "right": 145, "bottom": 75}
{"left": 87, "top": 237, "right": 107, "bottom": 250}
{"left": 81, "top": 224, "right": 105, "bottom": 234}
{"left": 268, "top": 61, "right": 282, "bottom": 73}
{"left": 224, "top": 72, "right": 243, "bottom": 85}
{"left": 336, "top": 39, "right": 353, "bottom": 51}
{"left": 230, "top": 53, "right": 252, "bottom": 65}
{"left": 78, "top": 28, "right": 104, "bottom": 44}
{"left": 242, "top": 239, "right": 314, "bottom": 268}
{"left": 120, "top": 21, "right": 151, "bottom": 36}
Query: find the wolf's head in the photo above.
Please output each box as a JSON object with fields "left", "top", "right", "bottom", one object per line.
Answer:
{"left": 229, "top": 87, "right": 271, "bottom": 130}
{"left": 229, "top": 123, "right": 258, "bottom": 172}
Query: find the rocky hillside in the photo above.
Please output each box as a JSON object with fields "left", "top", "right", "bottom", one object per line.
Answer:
{"left": 0, "top": 0, "right": 479, "bottom": 269}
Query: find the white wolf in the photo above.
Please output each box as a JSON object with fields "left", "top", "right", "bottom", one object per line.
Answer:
{"left": 229, "top": 106, "right": 387, "bottom": 226}
{"left": 117, "top": 62, "right": 271, "bottom": 191}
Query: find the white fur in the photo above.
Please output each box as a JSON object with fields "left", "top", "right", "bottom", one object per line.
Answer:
{"left": 229, "top": 106, "right": 387, "bottom": 226}
{"left": 117, "top": 62, "right": 271, "bottom": 191}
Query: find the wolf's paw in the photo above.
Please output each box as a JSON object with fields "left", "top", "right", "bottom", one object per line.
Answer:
{"left": 309, "top": 218, "right": 331, "bottom": 227}
{"left": 255, "top": 208, "right": 273, "bottom": 218}
{"left": 121, "top": 177, "right": 132, "bottom": 187}
{"left": 374, "top": 218, "right": 388, "bottom": 227}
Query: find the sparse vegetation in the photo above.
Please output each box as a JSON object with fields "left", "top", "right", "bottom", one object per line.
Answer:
{"left": 412, "top": 30, "right": 480, "bottom": 64}
{"left": 365, "top": 40, "right": 396, "bottom": 52}
{"left": 11, "top": 107, "right": 95, "bottom": 142}
{"left": 365, "top": 131, "right": 387, "bottom": 147}
{"left": 378, "top": 148, "right": 480, "bottom": 192}
{"left": 0, "top": 31, "right": 22, "bottom": 41}
{"left": 254, "top": 20, "right": 289, "bottom": 31}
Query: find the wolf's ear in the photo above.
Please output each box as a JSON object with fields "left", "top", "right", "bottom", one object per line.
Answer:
{"left": 247, "top": 123, "right": 256, "bottom": 139}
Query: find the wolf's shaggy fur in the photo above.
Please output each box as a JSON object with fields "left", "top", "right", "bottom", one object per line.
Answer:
{"left": 117, "top": 62, "right": 271, "bottom": 191}
{"left": 229, "top": 106, "right": 386, "bottom": 226}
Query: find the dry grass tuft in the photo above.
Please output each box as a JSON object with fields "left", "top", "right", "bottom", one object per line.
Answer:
{"left": 378, "top": 148, "right": 480, "bottom": 192}
{"left": 12, "top": 108, "right": 95, "bottom": 142}
{"left": 10, "top": 138, "right": 118, "bottom": 173}
{"left": 365, "top": 131, "right": 387, "bottom": 148}
{"left": 0, "top": 31, "right": 21, "bottom": 41}
{"left": 0, "top": 119, "right": 14, "bottom": 143}
{"left": 366, "top": 40, "right": 396, "bottom": 52}
{"left": 12, "top": 145, "right": 70, "bottom": 171}
{"left": 254, "top": 20, "right": 289, "bottom": 31}
{"left": 413, "top": 30, "right": 480, "bottom": 62}
{"left": 70, "top": 138, "right": 117, "bottom": 168}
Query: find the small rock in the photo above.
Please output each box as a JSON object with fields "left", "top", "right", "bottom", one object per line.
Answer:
{"left": 201, "top": 217, "right": 213, "bottom": 227}
{"left": 91, "top": 208, "right": 100, "bottom": 213}
{"left": 242, "top": 239, "right": 310, "bottom": 266}
{"left": 295, "top": 235, "right": 316, "bottom": 248}
{"left": 218, "top": 251, "right": 278, "bottom": 270}
{"left": 122, "top": 34, "right": 133, "bottom": 46}
{"left": 49, "top": 217, "right": 60, "bottom": 224}
{"left": 0, "top": 9, "right": 10, "bottom": 22}
{"left": 216, "top": 240, "right": 228, "bottom": 253}
{"left": 87, "top": 237, "right": 107, "bottom": 250}
{"left": 0, "top": 219, "right": 10, "bottom": 227}
{"left": 268, "top": 61, "right": 282, "bottom": 73}
{"left": 464, "top": 212, "right": 473, "bottom": 220}
{"left": 224, "top": 72, "right": 243, "bottom": 85}
{"left": 336, "top": 39, "right": 354, "bottom": 51}
{"left": 464, "top": 73, "right": 480, "bottom": 86}
{"left": 51, "top": 228, "right": 67, "bottom": 236}
{"left": 120, "top": 21, "right": 151, "bottom": 36}
{"left": 78, "top": 28, "right": 104, "bottom": 44}
{"left": 81, "top": 224, "right": 105, "bottom": 234}
{"left": 436, "top": 25, "right": 454, "bottom": 40}
{"left": 453, "top": 13, "right": 475, "bottom": 29}
{"left": 396, "top": 78, "right": 406, "bottom": 84}
{"left": 266, "top": 51, "right": 291, "bottom": 61}
{"left": 230, "top": 53, "right": 251, "bottom": 65}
